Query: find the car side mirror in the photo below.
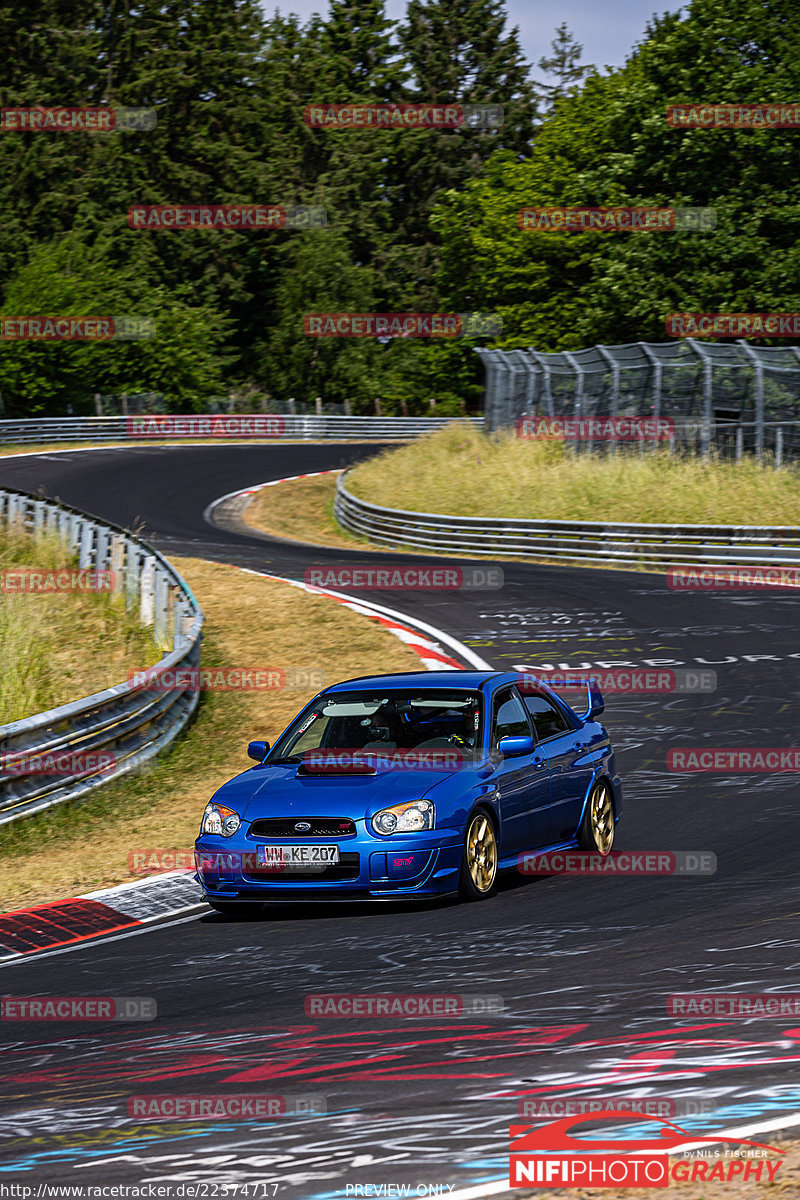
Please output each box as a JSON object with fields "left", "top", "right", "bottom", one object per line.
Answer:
{"left": 247, "top": 740, "right": 270, "bottom": 762}
{"left": 497, "top": 734, "right": 535, "bottom": 757}
{"left": 579, "top": 682, "right": 604, "bottom": 720}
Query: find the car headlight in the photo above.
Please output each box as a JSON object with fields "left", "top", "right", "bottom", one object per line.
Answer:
{"left": 371, "top": 800, "right": 434, "bottom": 835}
{"left": 200, "top": 803, "right": 241, "bottom": 837}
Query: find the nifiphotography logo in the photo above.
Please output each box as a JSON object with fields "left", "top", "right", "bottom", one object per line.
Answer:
{"left": 509, "top": 1111, "right": 784, "bottom": 1187}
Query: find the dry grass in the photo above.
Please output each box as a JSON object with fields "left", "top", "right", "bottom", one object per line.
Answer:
{"left": 346, "top": 423, "right": 800, "bottom": 526}
{"left": 242, "top": 473, "right": 366, "bottom": 549}
{"left": 0, "top": 556, "right": 422, "bottom": 911}
{"left": 0, "top": 526, "right": 157, "bottom": 723}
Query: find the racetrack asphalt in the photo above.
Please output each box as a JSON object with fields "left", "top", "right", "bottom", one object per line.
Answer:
{"left": 1, "top": 443, "right": 799, "bottom": 1196}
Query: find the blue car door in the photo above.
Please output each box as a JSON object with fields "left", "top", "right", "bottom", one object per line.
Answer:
{"left": 523, "top": 693, "right": 595, "bottom": 842}
{"left": 491, "top": 687, "right": 551, "bottom": 854}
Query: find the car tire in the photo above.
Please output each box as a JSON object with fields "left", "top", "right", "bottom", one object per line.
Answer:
{"left": 459, "top": 809, "right": 499, "bottom": 901}
{"left": 207, "top": 900, "right": 264, "bottom": 917}
{"left": 578, "top": 779, "right": 615, "bottom": 854}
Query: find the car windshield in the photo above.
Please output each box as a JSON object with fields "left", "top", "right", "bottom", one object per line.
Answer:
{"left": 269, "top": 689, "right": 483, "bottom": 760}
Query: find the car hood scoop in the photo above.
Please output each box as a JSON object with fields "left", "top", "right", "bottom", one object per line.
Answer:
{"left": 297, "top": 759, "right": 377, "bottom": 776}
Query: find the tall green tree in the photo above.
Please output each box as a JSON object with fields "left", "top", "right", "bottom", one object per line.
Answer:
{"left": 435, "top": 0, "right": 800, "bottom": 352}
{"left": 389, "top": 0, "right": 537, "bottom": 308}
{"left": 535, "top": 23, "right": 593, "bottom": 112}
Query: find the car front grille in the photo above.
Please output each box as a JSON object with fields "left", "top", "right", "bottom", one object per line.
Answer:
{"left": 249, "top": 817, "right": 356, "bottom": 838}
{"left": 242, "top": 852, "right": 361, "bottom": 882}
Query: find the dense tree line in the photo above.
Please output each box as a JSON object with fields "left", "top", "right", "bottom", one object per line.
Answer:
{"left": 0, "top": 0, "right": 796, "bottom": 415}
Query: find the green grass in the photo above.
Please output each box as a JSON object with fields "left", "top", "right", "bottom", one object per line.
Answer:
{"left": 346, "top": 423, "right": 800, "bottom": 526}
{"left": 0, "top": 524, "right": 158, "bottom": 724}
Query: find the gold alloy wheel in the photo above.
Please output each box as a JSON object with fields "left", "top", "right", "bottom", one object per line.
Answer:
{"left": 466, "top": 812, "right": 498, "bottom": 893}
{"left": 590, "top": 783, "right": 615, "bottom": 854}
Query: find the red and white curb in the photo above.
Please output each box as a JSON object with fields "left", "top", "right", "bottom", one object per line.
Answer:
{"left": 0, "top": 869, "right": 201, "bottom": 962}
{"left": 203, "top": 468, "right": 339, "bottom": 524}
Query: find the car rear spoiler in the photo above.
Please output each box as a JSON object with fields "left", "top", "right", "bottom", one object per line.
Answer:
{"left": 577, "top": 680, "right": 604, "bottom": 721}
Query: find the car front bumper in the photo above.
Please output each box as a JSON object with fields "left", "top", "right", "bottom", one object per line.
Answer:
{"left": 194, "top": 828, "right": 464, "bottom": 902}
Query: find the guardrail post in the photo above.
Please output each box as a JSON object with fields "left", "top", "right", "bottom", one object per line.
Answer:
{"left": 735, "top": 426, "right": 743, "bottom": 462}
{"left": 33, "top": 500, "right": 45, "bottom": 537}
{"left": 153, "top": 568, "right": 169, "bottom": 645}
{"left": 95, "top": 525, "right": 110, "bottom": 570}
{"left": 110, "top": 535, "right": 125, "bottom": 603}
{"left": 78, "top": 520, "right": 94, "bottom": 569}
{"left": 67, "top": 511, "right": 80, "bottom": 553}
{"left": 125, "top": 542, "right": 139, "bottom": 612}
{"left": 172, "top": 594, "right": 185, "bottom": 650}
{"left": 168, "top": 584, "right": 181, "bottom": 648}
{"left": 776, "top": 426, "right": 784, "bottom": 468}
{"left": 140, "top": 556, "right": 155, "bottom": 625}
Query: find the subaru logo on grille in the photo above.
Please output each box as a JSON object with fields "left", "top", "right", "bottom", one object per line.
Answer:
{"left": 294, "top": 821, "right": 312, "bottom": 832}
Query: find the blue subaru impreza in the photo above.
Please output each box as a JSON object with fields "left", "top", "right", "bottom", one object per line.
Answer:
{"left": 195, "top": 670, "right": 622, "bottom": 911}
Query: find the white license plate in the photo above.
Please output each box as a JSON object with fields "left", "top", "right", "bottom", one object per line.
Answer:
{"left": 257, "top": 843, "right": 340, "bottom": 866}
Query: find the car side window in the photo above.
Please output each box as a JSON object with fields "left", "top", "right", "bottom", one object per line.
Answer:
{"left": 492, "top": 691, "right": 531, "bottom": 747}
{"left": 523, "top": 694, "right": 572, "bottom": 741}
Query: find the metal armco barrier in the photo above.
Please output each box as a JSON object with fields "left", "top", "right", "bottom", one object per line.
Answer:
{"left": 0, "top": 490, "right": 204, "bottom": 824}
{"left": 334, "top": 473, "right": 800, "bottom": 569}
{"left": 0, "top": 415, "right": 481, "bottom": 445}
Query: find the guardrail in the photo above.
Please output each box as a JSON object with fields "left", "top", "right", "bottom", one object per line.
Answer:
{"left": 334, "top": 473, "right": 800, "bottom": 569}
{"left": 0, "top": 490, "right": 204, "bottom": 824}
{"left": 0, "top": 415, "right": 481, "bottom": 445}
